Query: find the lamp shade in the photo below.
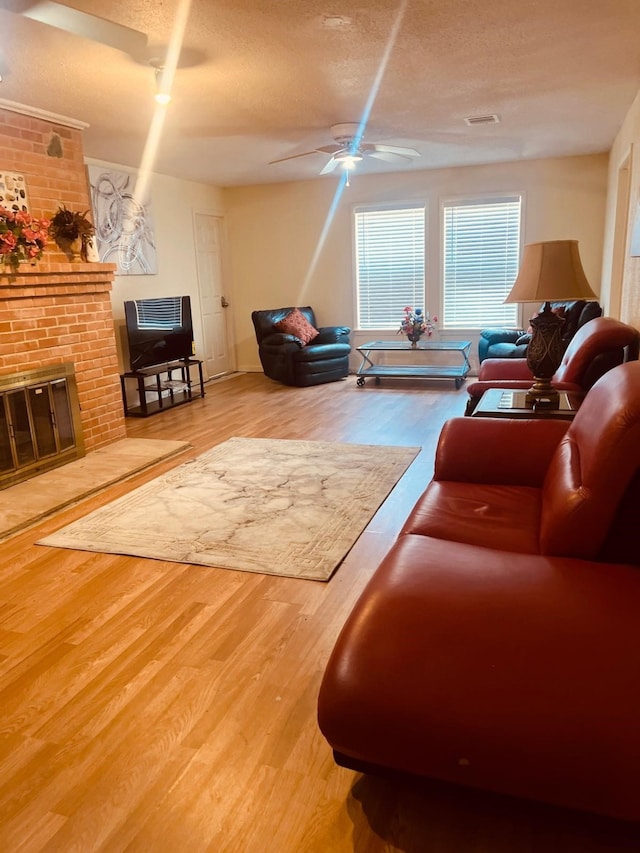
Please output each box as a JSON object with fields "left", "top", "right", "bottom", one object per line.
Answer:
{"left": 505, "top": 240, "right": 598, "bottom": 303}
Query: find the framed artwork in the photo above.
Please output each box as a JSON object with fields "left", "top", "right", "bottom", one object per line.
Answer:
{"left": 87, "top": 165, "right": 158, "bottom": 274}
{"left": 0, "top": 172, "right": 29, "bottom": 213}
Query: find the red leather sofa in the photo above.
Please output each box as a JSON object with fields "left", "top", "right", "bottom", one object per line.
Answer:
{"left": 465, "top": 315, "right": 640, "bottom": 414}
{"left": 318, "top": 360, "right": 640, "bottom": 821}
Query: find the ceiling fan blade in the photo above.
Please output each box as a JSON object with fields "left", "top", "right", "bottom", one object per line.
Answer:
{"left": 372, "top": 143, "right": 421, "bottom": 157}
{"left": 2, "top": 0, "right": 148, "bottom": 56}
{"left": 269, "top": 143, "right": 342, "bottom": 166}
{"left": 368, "top": 150, "right": 414, "bottom": 163}
{"left": 319, "top": 157, "right": 340, "bottom": 175}
{"left": 269, "top": 150, "right": 324, "bottom": 165}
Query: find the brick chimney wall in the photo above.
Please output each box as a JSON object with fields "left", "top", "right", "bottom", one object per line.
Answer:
{"left": 0, "top": 105, "right": 126, "bottom": 450}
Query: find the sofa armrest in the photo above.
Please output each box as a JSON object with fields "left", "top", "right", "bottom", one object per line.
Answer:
{"left": 480, "top": 328, "right": 525, "bottom": 345}
{"left": 315, "top": 326, "right": 351, "bottom": 345}
{"left": 478, "top": 358, "right": 534, "bottom": 381}
{"left": 434, "top": 417, "right": 570, "bottom": 486}
{"left": 260, "top": 333, "right": 303, "bottom": 350}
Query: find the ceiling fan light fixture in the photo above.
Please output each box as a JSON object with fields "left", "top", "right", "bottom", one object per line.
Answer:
{"left": 153, "top": 66, "right": 172, "bottom": 105}
{"left": 338, "top": 154, "right": 362, "bottom": 169}
{"left": 335, "top": 152, "right": 363, "bottom": 167}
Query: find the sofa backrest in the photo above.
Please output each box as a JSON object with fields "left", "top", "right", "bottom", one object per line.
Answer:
{"left": 251, "top": 306, "right": 317, "bottom": 345}
{"left": 541, "top": 359, "right": 640, "bottom": 563}
{"left": 551, "top": 299, "right": 602, "bottom": 346}
{"left": 553, "top": 316, "right": 640, "bottom": 388}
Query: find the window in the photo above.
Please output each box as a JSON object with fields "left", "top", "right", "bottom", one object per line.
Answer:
{"left": 442, "top": 196, "right": 521, "bottom": 328}
{"left": 355, "top": 205, "right": 425, "bottom": 330}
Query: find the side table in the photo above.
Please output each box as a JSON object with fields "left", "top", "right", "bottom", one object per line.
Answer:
{"left": 472, "top": 388, "right": 583, "bottom": 420}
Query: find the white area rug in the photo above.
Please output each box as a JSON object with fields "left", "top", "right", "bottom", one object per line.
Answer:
{"left": 37, "top": 437, "right": 420, "bottom": 581}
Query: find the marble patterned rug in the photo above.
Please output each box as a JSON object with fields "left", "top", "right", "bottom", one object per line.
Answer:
{"left": 37, "top": 437, "right": 420, "bottom": 581}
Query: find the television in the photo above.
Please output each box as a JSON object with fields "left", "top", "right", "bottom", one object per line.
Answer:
{"left": 124, "top": 296, "right": 194, "bottom": 371}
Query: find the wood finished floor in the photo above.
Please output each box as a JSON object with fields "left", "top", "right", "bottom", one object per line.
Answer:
{"left": 0, "top": 373, "right": 638, "bottom": 852}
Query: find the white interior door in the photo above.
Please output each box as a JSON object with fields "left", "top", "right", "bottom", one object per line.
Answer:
{"left": 194, "top": 213, "right": 233, "bottom": 378}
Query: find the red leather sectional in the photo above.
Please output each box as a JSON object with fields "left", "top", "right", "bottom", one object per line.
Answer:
{"left": 318, "top": 360, "right": 640, "bottom": 821}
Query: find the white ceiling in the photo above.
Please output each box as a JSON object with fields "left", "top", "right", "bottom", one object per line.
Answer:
{"left": 1, "top": 0, "right": 640, "bottom": 187}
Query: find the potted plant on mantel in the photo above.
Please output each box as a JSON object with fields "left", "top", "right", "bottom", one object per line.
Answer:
{"left": 49, "top": 205, "right": 96, "bottom": 262}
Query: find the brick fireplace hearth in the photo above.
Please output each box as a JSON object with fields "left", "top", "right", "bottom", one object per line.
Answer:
{"left": 0, "top": 263, "right": 126, "bottom": 455}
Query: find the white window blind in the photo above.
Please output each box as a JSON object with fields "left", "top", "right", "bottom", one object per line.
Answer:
{"left": 355, "top": 205, "right": 425, "bottom": 330}
{"left": 442, "top": 196, "right": 521, "bottom": 328}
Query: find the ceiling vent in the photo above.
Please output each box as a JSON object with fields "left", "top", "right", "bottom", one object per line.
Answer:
{"left": 464, "top": 114, "right": 500, "bottom": 126}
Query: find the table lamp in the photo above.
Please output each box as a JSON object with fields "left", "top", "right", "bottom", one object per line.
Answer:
{"left": 504, "top": 239, "right": 599, "bottom": 408}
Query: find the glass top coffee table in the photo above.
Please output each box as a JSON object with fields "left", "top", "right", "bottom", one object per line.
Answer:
{"left": 355, "top": 340, "right": 471, "bottom": 388}
{"left": 472, "top": 388, "right": 584, "bottom": 420}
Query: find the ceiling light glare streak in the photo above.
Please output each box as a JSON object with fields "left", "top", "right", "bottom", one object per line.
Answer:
{"left": 348, "top": 0, "right": 409, "bottom": 159}
{"left": 301, "top": 0, "right": 408, "bottom": 295}
{"left": 300, "top": 170, "right": 349, "bottom": 296}
{"left": 136, "top": 0, "right": 192, "bottom": 202}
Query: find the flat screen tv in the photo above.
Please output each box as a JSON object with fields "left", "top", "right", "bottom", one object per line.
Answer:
{"left": 124, "top": 295, "right": 194, "bottom": 371}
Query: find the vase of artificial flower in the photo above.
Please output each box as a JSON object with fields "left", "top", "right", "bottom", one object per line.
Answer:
{"left": 49, "top": 205, "right": 95, "bottom": 262}
{"left": 0, "top": 207, "right": 50, "bottom": 273}
{"left": 407, "top": 329, "right": 422, "bottom": 347}
{"left": 398, "top": 307, "right": 437, "bottom": 347}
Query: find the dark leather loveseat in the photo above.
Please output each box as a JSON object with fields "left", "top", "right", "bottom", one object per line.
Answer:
{"left": 251, "top": 306, "right": 351, "bottom": 387}
{"left": 318, "top": 360, "right": 640, "bottom": 821}
{"left": 479, "top": 299, "right": 602, "bottom": 362}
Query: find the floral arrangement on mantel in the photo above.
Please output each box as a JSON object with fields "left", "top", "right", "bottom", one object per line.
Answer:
{"left": 0, "top": 206, "right": 50, "bottom": 272}
{"left": 398, "top": 306, "right": 437, "bottom": 345}
{"left": 49, "top": 205, "right": 95, "bottom": 260}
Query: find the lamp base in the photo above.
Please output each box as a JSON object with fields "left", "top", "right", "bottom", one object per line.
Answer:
{"left": 525, "top": 302, "right": 565, "bottom": 408}
{"left": 525, "top": 377, "right": 560, "bottom": 409}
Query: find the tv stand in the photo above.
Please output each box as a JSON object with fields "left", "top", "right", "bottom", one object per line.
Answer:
{"left": 120, "top": 358, "right": 205, "bottom": 417}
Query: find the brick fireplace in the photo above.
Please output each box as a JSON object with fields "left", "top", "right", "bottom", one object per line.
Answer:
{"left": 0, "top": 102, "right": 128, "bottom": 477}
{"left": 0, "top": 263, "right": 126, "bottom": 454}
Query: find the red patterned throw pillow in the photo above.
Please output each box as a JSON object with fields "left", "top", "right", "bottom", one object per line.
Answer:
{"left": 275, "top": 308, "right": 319, "bottom": 345}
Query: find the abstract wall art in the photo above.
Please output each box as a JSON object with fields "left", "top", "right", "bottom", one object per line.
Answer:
{"left": 87, "top": 166, "right": 158, "bottom": 274}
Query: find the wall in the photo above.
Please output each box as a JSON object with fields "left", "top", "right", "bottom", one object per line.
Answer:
{"left": 601, "top": 88, "right": 640, "bottom": 328}
{"left": 86, "top": 159, "right": 227, "bottom": 375}
{"left": 222, "top": 154, "right": 608, "bottom": 374}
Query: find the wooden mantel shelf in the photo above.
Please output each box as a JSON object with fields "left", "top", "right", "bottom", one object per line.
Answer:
{"left": 0, "top": 262, "right": 117, "bottom": 298}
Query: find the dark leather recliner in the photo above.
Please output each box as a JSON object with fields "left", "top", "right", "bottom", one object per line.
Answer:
{"left": 251, "top": 306, "right": 351, "bottom": 387}
{"left": 479, "top": 300, "right": 603, "bottom": 362}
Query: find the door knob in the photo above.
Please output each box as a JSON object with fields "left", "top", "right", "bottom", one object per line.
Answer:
{"left": 221, "top": 296, "right": 229, "bottom": 308}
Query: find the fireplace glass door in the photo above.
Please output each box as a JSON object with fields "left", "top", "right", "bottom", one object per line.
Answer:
{"left": 0, "top": 366, "right": 85, "bottom": 489}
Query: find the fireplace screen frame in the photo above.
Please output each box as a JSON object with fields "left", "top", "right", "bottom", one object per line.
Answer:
{"left": 0, "top": 363, "right": 85, "bottom": 489}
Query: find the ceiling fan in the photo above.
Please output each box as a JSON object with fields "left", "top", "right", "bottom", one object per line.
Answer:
{"left": 0, "top": 1, "right": 203, "bottom": 67}
{"left": 0, "top": 0, "right": 147, "bottom": 56}
{"left": 270, "top": 123, "right": 420, "bottom": 175}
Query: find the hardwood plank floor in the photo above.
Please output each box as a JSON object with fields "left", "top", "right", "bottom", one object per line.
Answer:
{"left": 0, "top": 373, "right": 638, "bottom": 852}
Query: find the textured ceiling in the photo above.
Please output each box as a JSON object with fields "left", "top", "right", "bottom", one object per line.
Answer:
{"left": 0, "top": 0, "right": 639, "bottom": 186}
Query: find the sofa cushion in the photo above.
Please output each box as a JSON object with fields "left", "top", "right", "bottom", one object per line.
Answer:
{"left": 514, "top": 333, "right": 532, "bottom": 346}
{"left": 401, "top": 480, "right": 541, "bottom": 554}
{"left": 275, "top": 308, "right": 319, "bottom": 345}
